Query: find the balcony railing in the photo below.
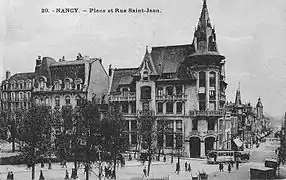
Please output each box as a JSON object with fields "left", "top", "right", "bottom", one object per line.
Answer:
{"left": 110, "top": 92, "right": 136, "bottom": 102}
{"left": 189, "top": 130, "right": 218, "bottom": 137}
{"left": 189, "top": 110, "right": 224, "bottom": 117}
{"left": 155, "top": 94, "right": 187, "bottom": 101}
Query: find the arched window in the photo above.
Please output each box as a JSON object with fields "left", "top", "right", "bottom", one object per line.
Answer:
{"left": 209, "top": 72, "right": 216, "bottom": 87}
{"left": 199, "top": 71, "right": 206, "bottom": 87}
{"left": 65, "top": 96, "right": 71, "bottom": 105}
{"left": 19, "top": 92, "right": 24, "bottom": 100}
{"left": 54, "top": 80, "right": 62, "bottom": 91}
{"left": 55, "top": 96, "right": 60, "bottom": 107}
{"left": 26, "top": 80, "right": 32, "bottom": 89}
{"left": 3, "top": 92, "right": 7, "bottom": 100}
{"left": 26, "top": 92, "right": 31, "bottom": 99}
{"left": 45, "top": 97, "right": 50, "bottom": 106}
{"left": 11, "top": 92, "right": 15, "bottom": 100}
{"left": 140, "top": 86, "right": 151, "bottom": 99}
{"left": 76, "top": 96, "right": 81, "bottom": 106}
{"left": 35, "top": 97, "right": 40, "bottom": 105}
{"left": 75, "top": 78, "right": 83, "bottom": 91}
{"left": 64, "top": 78, "right": 73, "bottom": 90}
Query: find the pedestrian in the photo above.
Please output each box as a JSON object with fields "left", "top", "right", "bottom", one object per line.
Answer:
{"left": 231, "top": 160, "right": 234, "bottom": 167}
{"left": 129, "top": 153, "right": 132, "bottom": 161}
{"left": 64, "top": 170, "right": 69, "bottom": 180}
{"left": 228, "top": 163, "right": 231, "bottom": 173}
{"left": 236, "top": 161, "right": 239, "bottom": 170}
{"left": 214, "top": 154, "right": 217, "bottom": 163}
{"left": 62, "top": 160, "right": 67, "bottom": 168}
{"left": 218, "top": 163, "right": 221, "bottom": 172}
{"left": 143, "top": 166, "right": 147, "bottom": 177}
{"left": 11, "top": 172, "right": 14, "bottom": 180}
{"left": 185, "top": 161, "right": 188, "bottom": 171}
{"left": 6, "top": 171, "right": 11, "bottom": 180}
{"left": 41, "top": 161, "right": 45, "bottom": 168}
{"left": 163, "top": 155, "right": 166, "bottom": 162}
{"left": 188, "top": 163, "right": 191, "bottom": 172}
{"left": 39, "top": 170, "right": 45, "bottom": 180}
{"left": 171, "top": 156, "right": 173, "bottom": 163}
{"left": 175, "top": 163, "right": 180, "bottom": 174}
{"left": 48, "top": 160, "right": 52, "bottom": 169}
{"left": 221, "top": 163, "right": 224, "bottom": 172}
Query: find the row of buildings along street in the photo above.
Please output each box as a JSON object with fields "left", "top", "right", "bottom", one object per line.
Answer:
{"left": 0, "top": 1, "right": 274, "bottom": 179}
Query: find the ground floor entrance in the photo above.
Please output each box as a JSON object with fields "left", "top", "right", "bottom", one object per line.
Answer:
{"left": 190, "top": 137, "right": 201, "bottom": 158}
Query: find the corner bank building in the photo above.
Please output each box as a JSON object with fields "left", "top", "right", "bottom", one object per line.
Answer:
{"left": 109, "top": 0, "right": 227, "bottom": 158}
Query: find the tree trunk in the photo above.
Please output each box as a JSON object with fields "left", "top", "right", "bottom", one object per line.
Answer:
{"left": 147, "top": 153, "right": 152, "bottom": 176}
{"left": 113, "top": 156, "right": 117, "bottom": 179}
{"left": 12, "top": 137, "right": 15, "bottom": 152}
{"left": 32, "top": 164, "right": 35, "bottom": 180}
{"left": 157, "top": 147, "right": 162, "bottom": 161}
{"left": 85, "top": 164, "right": 89, "bottom": 180}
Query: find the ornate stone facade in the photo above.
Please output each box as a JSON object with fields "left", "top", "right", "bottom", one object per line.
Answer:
{"left": 109, "top": 0, "right": 227, "bottom": 158}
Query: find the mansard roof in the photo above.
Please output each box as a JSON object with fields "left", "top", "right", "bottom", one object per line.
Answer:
{"left": 151, "top": 44, "right": 195, "bottom": 74}
{"left": 110, "top": 68, "right": 138, "bottom": 93}
{"left": 7, "top": 72, "right": 35, "bottom": 82}
{"left": 50, "top": 59, "right": 87, "bottom": 67}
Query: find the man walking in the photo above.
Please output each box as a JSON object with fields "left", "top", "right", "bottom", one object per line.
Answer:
{"left": 236, "top": 161, "right": 240, "bottom": 170}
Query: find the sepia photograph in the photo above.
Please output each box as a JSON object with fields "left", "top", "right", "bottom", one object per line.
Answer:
{"left": 0, "top": 0, "right": 286, "bottom": 179}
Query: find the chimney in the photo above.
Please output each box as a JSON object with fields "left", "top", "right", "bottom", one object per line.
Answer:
{"left": 6, "top": 70, "right": 11, "bottom": 80}
{"left": 99, "top": 58, "right": 102, "bottom": 64}
{"left": 62, "top": 56, "right": 65, "bottom": 61}
{"left": 36, "top": 56, "right": 42, "bottom": 66}
{"left": 108, "top": 64, "right": 112, "bottom": 76}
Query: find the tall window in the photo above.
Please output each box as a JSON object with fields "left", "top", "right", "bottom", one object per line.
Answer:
{"left": 45, "top": 97, "right": 50, "bottom": 106}
{"left": 65, "top": 80, "right": 71, "bottom": 90}
{"left": 11, "top": 92, "right": 15, "bottom": 100}
{"left": 54, "top": 81, "right": 61, "bottom": 91}
{"left": 76, "top": 96, "right": 81, "bottom": 106}
{"left": 176, "top": 135, "right": 183, "bottom": 149}
{"left": 157, "top": 87, "right": 163, "bottom": 96}
{"left": 122, "top": 88, "right": 129, "bottom": 97}
{"left": 19, "top": 92, "right": 23, "bottom": 100}
{"left": 199, "top": 71, "right": 206, "bottom": 87}
{"left": 157, "top": 102, "right": 163, "bottom": 113}
{"left": 141, "top": 86, "right": 151, "bottom": 99}
{"left": 131, "top": 120, "right": 137, "bottom": 131}
{"left": 122, "top": 102, "right": 129, "bottom": 113}
{"left": 166, "top": 86, "right": 173, "bottom": 96}
{"left": 19, "top": 83, "right": 23, "bottom": 89}
{"left": 176, "top": 120, "right": 183, "bottom": 133}
{"left": 166, "top": 134, "right": 173, "bottom": 148}
{"left": 209, "top": 90, "right": 216, "bottom": 100}
{"left": 192, "top": 119, "right": 198, "bottom": 130}
{"left": 3, "top": 92, "right": 7, "bottom": 100}
{"left": 209, "top": 101, "right": 216, "bottom": 111}
{"left": 166, "top": 102, "right": 173, "bottom": 114}
{"left": 65, "top": 96, "right": 71, "bottom": 105}
{"left": 176, "top": 86, "right": 183, "bottom": 95}
{"left": 208, "top": 119, "right": 215, "bottom": 130}
{"left": 131, "top": 133, "right": 137, "bottom": 145}
{"left": 209, "top": 72, "right": 216, "bottom": 87}
{"left": 176, "top": 102, "right": 182, "bottom": 114}
{"left": 131, "top": 102, "right": 136, "bottom": 114}
{"left": 199, "top": 99, "right": 206, "bottom": 111}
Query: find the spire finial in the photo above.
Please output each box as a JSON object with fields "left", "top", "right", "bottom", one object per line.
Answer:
{"left": 146, "top": 45, "right": 148, "bottom": 53}
{"left": 203, "top": 0, "right": 207, "bottom": 8}
{"left": 238, "top": 82, "right": 241, "bottom": 91}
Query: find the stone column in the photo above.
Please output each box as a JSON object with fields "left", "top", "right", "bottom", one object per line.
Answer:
{"left": 173, "top": 121, "right": 176, "bottom": 148}
{"left": 200, "top": 139, "right": 205, "bottom": 157}
{"left": 205, "top": 71, "right": 209, "bottom": 110}
{"left": 183, "top": 140, "right": 190, "bottom": 157}
{"left": 129, "top": 120, "right": 132, "bottom": 146}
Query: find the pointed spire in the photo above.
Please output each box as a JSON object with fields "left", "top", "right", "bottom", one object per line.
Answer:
{"left": 145, "top": 45, "right": 149, "bottom": 53}
{"left": 256, "top": 96, "right": 263, "bottom": 108}
{"left": 234, "top": 83, "right": 242, "bottom": 107}
{"left": 203, "top": 0, "right": 207, "bottom": 8}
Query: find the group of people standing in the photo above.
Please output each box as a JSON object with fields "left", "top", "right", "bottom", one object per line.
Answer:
{"left": 218, "top": 160, "right": 240, "bottom": 173}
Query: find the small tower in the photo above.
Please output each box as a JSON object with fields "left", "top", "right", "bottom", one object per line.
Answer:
{"left": 256, "top": 97, "right": 263, "bottom": 119}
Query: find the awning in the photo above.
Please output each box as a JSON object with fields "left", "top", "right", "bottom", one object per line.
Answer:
{"left": 233, "top": 138, "right": 243, "bottom": 147}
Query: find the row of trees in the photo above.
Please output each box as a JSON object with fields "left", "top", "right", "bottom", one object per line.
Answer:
{"left": 0, "top": 100, "right": 184, "bottom": 179}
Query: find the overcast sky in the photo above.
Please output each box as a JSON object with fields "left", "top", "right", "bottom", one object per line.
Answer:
{"left": 1, "top": 0, "right": 286, "bottom": 119}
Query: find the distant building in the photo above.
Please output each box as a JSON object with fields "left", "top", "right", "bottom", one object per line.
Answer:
{"left": 1, "top": 70, "right": 34, "bottom": 112}
{"left": 33, "top": 55, "right": 109, "bottom": 109}
{"left": 109, "top": 0, "right": 227, "bottom": 158}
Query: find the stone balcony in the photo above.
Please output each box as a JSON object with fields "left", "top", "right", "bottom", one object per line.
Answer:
{"left": 189, "top": 110, "right": 224, "bottom": 117}
{"left": 110, "top": 92, "right": 136, "bottom": 102}
{"left": 189, "top": 130, "right": 218, "bottom": 137}
{"left": 155, "top": 94, "right": 187, "bottom": 101}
